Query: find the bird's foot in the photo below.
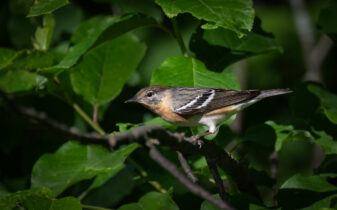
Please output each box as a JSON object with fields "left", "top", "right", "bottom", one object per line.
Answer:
{"left": 185, "top": 135, "right": 204, "bottom": 148}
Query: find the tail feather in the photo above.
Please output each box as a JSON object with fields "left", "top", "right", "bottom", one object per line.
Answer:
{"left": 256, "top": 88, "right": 292, "bottom": 99}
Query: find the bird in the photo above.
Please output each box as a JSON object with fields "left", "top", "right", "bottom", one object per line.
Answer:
{"left": 125, "top": 86, "right": 292, "bottom": 140}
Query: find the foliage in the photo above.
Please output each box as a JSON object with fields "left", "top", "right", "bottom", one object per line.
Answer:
{"left": 0, "top": 0, "right": 337, "bottom": 209}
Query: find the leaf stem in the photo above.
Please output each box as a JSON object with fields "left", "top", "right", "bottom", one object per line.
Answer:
{"left": 171, "top": 17, "right": 188, "bottom": 56}
{"left": 93, "top": 105, "right": 98, "bottom": 123}
{"left": 127, "top": 158, "right": 168, "bottom": 193}
{"left": 81, "top": 204, "right": 113, "bottom": 210}
{"left": 148, "top": 181, "right": 167, "bottom": 194}
{"left": 73, "top": 103, "right": 105, "bottom": 135}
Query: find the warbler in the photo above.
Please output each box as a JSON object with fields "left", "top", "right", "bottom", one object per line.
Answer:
{"left": 125, "top": 86, "right": 291, "bottom": 139}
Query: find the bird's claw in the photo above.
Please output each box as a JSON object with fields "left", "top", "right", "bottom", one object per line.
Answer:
{"left": 186, "top": 135, "right": 204, "bottom": 148}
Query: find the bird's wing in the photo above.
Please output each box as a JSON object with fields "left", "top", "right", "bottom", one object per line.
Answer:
{"left": 172, "top": 88, "right": 260, "bottom": 115}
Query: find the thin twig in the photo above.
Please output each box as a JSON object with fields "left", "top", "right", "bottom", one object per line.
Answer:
{"left": 147, "top": 143, "right": 234, "bottom": 210}
{"left": 206, "top": 156, "right": 228, "bottom": 202}
{"left": 0, "top": 90, "right": 110, "bottom": 146}
{"left": 93, "top": 105, "right": 98, "bottom": 124}
{"left": 177, "top": 151, "right": 199, "bottom": 183}
{"left": 81, "top": 204, "right": 113, "bottom": 210}
{"left": 73, "top": 103, "right": 105, "bottom": 135}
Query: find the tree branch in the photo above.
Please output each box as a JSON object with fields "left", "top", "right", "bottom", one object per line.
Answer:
{"left": 147, "top": 143, "right": 234, "bottom": 210}
{"left": 0, "top": 90, "right": 110, "bottom": 147}
{"left": 206, "top": 156, "right": 228, "bottom": 202}
{"left": 110, "top": 125, "right": 260, "bottom": 198}
{"left": 177, "top": 151, "right": 199, "bottom": 183}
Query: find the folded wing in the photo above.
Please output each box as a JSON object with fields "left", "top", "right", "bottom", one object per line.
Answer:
{"left": 172, "top": 88, "right": 260, "bottom": 115}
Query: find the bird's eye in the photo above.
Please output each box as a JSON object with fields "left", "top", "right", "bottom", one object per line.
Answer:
{"left": 146, "top": 91, "right": 154, "bottom": 97}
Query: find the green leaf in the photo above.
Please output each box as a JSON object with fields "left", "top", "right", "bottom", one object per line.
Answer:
{"left": 118, "top": 191, "right": 179, "bottom": 210}
{"left": 48, "top": 14, "right": 155, "bottom": 71}
{"left": 312, "top": 130, "right": 337, "bottom": 155}
{"left": 0, "top": 188, "right": 52, "bottom": 210}
{"left": 28, "top": 0, "right": 70, "bottom": 17}
{"left": 200, "top": 194, "right": 220, "bottom": 210}
{"left": 0, "top": 70, "right": 47, "bottom": 93}
{"left": 281, "top": 174, "right": 337, "bottom": 192}
{"left": 119, "top": 203, "right": 142, "bottom": 210}
{"left": 33, "top": 14, "right": 55, "bottom": 51}
{"left": 48, "top": 197, "right": 82, "bottom": 210}
{"left": 308, "top": 84, "right": 337, "bottom": 125}
{"left": 317, "top": 0, "right": 337, "bottom": 42}
{"left": 300, "top": 194, "right": 337, "bottom": 210}
{"left": 9, "top": 51, "right": 55, "bottom": 71}
{"left": 82, "top": 168, "right": 135, "bottom": 207}
{"left": 71, "top": 33, "right": 146, "bottom": 106}
{"left": 144, "top": 117, "right": 178, "bottom": 130}
{"left": 113, "top": 0, "right": 163, "bottom": 22}
{"left": 190, "top": 18, "right": 282, "bottom": 71}
{"left": 0, "top": 188, "right": 81, "bottom": 210}
{"left": 84, "top": 143, "right": 139, "bottom": 195}
{"left": 204, "top": 27, "right": 281, "bottom": 54}
{"left": 151, "top": 56, "right": 240, "bottom": 90}
{"left": 0, "top": 48, "right": 24, "bottom": 70}
{"left": 155, "top": 0, "right": 254, "bottom": 37}
{"left": 265, "top": 121, "right": 294, "bottom": 151}
{"left": 31, "top": 141, "right": 139, "bottom": 196}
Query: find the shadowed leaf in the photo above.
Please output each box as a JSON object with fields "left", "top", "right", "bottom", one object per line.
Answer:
{"left": 118, "top": 191, "right": 179, "bottom": 210}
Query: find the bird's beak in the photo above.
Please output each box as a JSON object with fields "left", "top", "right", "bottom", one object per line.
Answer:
{"left": 124, "top": 97, "right": 138, "bottom": 103}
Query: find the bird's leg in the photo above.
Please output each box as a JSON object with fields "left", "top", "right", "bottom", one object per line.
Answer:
{"left": 193, "top": 131, "right": 213, "bottom": 139}
{"left": 186, "top": 131, "right": 215, "bottom": 147}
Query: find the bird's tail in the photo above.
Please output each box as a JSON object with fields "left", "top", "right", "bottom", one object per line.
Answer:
{"left": 256, "top": 88, "right": 292, "bottom": 99}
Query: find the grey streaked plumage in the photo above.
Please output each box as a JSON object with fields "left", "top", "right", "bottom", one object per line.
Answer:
{"left": 171, "top": 87, "right": 263, "bottom": 115}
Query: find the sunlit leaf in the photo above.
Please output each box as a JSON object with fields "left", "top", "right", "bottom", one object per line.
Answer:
{"left": 265, "top": 121, "right": 294, "bottom": 151}
{"left": 0, "top": 48, "right": 24, "bottom": 70}
{"left": 190, "top": 19, "right": 282, "bottom": 71}
{"left": 71, "top": 34, "right": 146, "bottom": 106}
{"left": 312, "top": 130, "right": 337, "bottom": 155}
{"left": 151, "top": 56, "right": 240, "bottom": 90}
{"left": 47, "top": 14, "right": 155, "bottom": 71}
{"left": 0, "top": 70, "right": 47, "bottom": 93}
{"left": 281, "top": 174, "right": 337, "bottom": 192}
{"left": 31, "top": 141, "right": 139, "bottom": 196}
{"left": 9, "top": 51, "right": 55, "bottom": 71}
{"left": 308, "top": 84, "right": 337, "bottom": 125}
{"left": 0, "top": 188, "right": 80, "bottom": 210}
{"left": 200, "top": 194, "right": 220, "bottom": 210}
{"left": 28, "top": 0, "right": 70, "bottom": 17}
{"left": 83, "top": 144, "right": 139, "bottom": 195}
{"left": 32, "top": 14, "right": 55, "bottom": 51}
{"left": 155, "top": 0, "right": 254, "bottom": 37}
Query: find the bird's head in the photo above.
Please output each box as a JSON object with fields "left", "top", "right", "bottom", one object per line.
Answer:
{"left": 125, "top": 85, "right": 170, "bottom": 110}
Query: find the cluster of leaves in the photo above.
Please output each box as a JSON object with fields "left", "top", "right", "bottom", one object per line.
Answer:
{"left": 0, "top": 0, "right": 337, "bottom": 209}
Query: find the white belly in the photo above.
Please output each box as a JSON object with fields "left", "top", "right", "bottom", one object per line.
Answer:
{"left": 174, "top": 111, "right": 235, "bottom": 133}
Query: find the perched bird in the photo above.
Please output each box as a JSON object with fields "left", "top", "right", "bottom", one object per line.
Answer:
{"left": 125, "top": 86, "right": 292, "bottom": 139}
